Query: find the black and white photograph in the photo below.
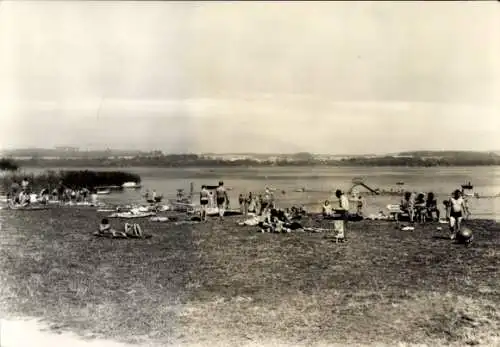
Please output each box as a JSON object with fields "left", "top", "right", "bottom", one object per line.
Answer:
{"left": 0, "top": 1, "right": 499, "bottom": 346}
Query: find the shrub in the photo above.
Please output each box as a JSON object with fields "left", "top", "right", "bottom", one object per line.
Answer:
{"left": 0, "top": 170, "right": 141, "bottom": 193}
{"left": 0, "top": 158, "right": 19, "bottom": 171}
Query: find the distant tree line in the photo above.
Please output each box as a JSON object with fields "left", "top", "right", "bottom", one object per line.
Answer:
{"left": 1, "top": 170, "right": 141, "bottom": 193}
{"left": 10, "top": 152, "right": 500, "bottom": 167}
{"left": 0, "top": 158, "right": 19, "bottom": 171}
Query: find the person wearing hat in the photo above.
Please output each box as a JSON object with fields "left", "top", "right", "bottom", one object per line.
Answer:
{"left": 335, "top": 189, "right": 349, "bottom": 241}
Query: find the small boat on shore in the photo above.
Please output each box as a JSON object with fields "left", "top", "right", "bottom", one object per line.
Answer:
{"left": 96, "top": 188, "right": 111, "bottom": 195}
{"left": 122, "top": 181, "right": 142, "bottom": 189}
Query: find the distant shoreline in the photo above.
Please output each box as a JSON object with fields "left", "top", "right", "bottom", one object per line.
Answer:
{"left": 3, "top": 150, "right": 500, "bottom": 168}
{"left": 12, "top": 160, "right": 500, "bottom": 168}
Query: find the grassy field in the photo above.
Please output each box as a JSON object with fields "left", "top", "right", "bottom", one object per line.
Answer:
{"left": 0, "top": 208, "right": 499, "bottom": 346}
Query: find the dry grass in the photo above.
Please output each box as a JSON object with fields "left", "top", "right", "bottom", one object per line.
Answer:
{"left": 0, "top": 209, "right": 499, "bottom": 346}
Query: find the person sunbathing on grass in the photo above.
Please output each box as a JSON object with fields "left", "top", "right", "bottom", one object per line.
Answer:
{"left": 124, "top": 223, "right": 144, "bottom": 238}
{"left": 257, "top": 209, "right": 302, "bottom": 233}
{"left": 97, "top": 218, "right": 127, "bottom": 238}
{"left": 96, "top": 219, "right": 146, "bottom": 238}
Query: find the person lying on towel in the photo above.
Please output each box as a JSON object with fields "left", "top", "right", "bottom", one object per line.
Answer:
{"left": 258, "top": 209, "right": 303, "bottom": 233}
{"left": 96, "top": 218, "right": 127, "bottom": 238}
{"left": 96, "top": 219, "right": 146, "bottom": 238}
{"left": 124, "top": 223, "right": 144, "bottom": 238}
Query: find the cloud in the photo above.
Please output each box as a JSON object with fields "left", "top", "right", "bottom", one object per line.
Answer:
{"left": 0, "top": 2, "right": 498, "bottom": 152}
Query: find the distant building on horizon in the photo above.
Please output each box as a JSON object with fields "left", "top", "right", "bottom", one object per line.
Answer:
{"left": 54, "top": 146, "right": 79, "bottom": 152}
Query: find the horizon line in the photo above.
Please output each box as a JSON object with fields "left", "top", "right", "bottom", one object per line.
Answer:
{"left": 1, "top": 147, "right": 499, "bottom": 157}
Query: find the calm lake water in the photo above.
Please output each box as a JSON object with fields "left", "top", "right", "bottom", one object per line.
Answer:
{"left": 23, "top": 166, "right": 500, "bottom": 220}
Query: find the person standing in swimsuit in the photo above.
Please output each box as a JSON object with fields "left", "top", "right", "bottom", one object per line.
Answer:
{"left": 238, "top": 194, "right": 245, "bottom": 213}
{"left": 215, "top": 181, "right": 229, "bottom": 220}
{"left": 247, "top": 192, "right": 255, "bottom": 214}
{"left": 200, "top": 185, "right": 210, "bottom": 222}
{"left": 447, "top": 189, "right": 466, "bottom": 240}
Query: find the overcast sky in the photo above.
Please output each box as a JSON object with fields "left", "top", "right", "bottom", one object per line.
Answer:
{"left": 0, "top": 1, "right": 499, "bottom": 154}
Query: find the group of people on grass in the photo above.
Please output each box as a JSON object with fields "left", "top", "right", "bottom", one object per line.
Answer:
{"left": 198, "top": 181, "right": 282, "bottom": 222}
{"left": 90, "top": 180, "right": 474, "bottom": 245}
{"left": 237, "top": 188, "right": 277, "bottom": 216}
{"left": 399, "top": 190, "right": 471, "bottom": 224}
{"left": 399, "top": 188, "right": 472, "bottom": 244}
{"left": 237, "top": 188, "right": 350, "bottom": 240}
{"left": 7, "top": 178, "right": 100, "bottom": 207}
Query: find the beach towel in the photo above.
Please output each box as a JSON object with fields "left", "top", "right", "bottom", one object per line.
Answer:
{"left": 108, "top": 212, "right": 156, "bottom": 219}
{"left": 93, "top": 232, "right": 152, "bottom": 239}
{"left": 303, "top": 227, "right": 329, "bottom": 233}
{"left": 367, "top": 214, "right": 389, "bottom": 220}
{"left": 207, "top": 208, "right": 243, "bottom": 217}
{"left": 387, "top": 204, "right": 403, "bottom": 213}
{"left": 150, "top": 216, "right": 169, "bottom": 222}
{"left": 238, "top": 216, "right": 261, "bottom": 226}
{"left": 157, "top": 205, "right": 170, "bottom": 212}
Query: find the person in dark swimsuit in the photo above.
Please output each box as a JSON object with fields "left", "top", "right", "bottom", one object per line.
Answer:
{"left": 426, "top": 192, "right": 440, "bottom": 221}
{"left": 200, "top": 185, "right": 210, "bottom": 222}
{"left": 238, "top": 194, "right": 244, "bottom": 213}
{"left": 215, "top": 181, "right": 229, "bottom": 220}
{"left": 447, "top": 189, "right": 466, "bottom": 240}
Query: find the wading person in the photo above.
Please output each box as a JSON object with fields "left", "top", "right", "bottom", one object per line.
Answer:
{"left": 200, "top": 185, "right": 209, "bottom": 222}
{"left": 215, "top": 181, "right": 229, "bottom": 221}
{"left": 447, "top": 189, "right": 466, "bottom": 240}
{"left": 335, "top": 189, "right": 349, "bottom": 242}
